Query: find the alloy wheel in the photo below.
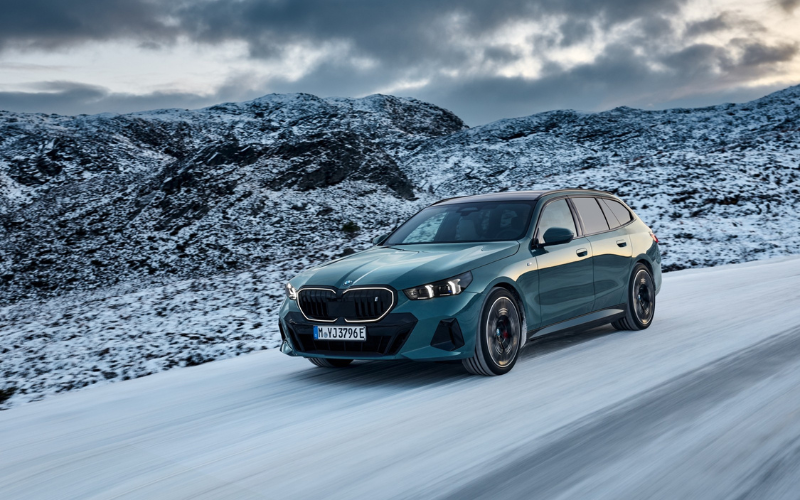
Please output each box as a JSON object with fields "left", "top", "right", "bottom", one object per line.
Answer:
{"left": 486, "top": 296, "right": 521, "bottom": 368}
{"left": 632, "top": 269, "right": 655, "bottom": 326}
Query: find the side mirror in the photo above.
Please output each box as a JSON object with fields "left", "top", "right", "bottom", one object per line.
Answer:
{"left": 373, "top": 233, "right": 390, "bottom": 245}
{"left": 541, "top": 227, "right": 574, "bottom": 246}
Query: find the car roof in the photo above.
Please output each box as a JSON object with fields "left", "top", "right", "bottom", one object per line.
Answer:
{"left": 432, "top": 189, "right": 615, "bottom": 205}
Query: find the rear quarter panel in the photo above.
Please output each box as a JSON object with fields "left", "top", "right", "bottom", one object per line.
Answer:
{"left": 627, "top": 219, "right": 663, "bottom": 294}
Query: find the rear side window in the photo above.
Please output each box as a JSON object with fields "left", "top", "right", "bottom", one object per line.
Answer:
{"left": 537, "top": 199, "right": 577, "bottom": 237}
{"left": 598, "top": 199, "right": 621, "bottom": 229}
{"left": 572, "top": 197, "right": 609, "bottom": 234}
{"left": 601, "top": 198, "right": 633, "bottom": 225}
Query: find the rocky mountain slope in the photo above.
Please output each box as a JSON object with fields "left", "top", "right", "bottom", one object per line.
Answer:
{"left": 2, "top": 86, "right": 799, "bottom": 407}
{"left": 0, "top": 94, "right": 465, "bottom": 305}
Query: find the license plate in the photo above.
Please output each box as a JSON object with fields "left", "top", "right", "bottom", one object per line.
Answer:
{"left": 313, "top": 325, "right": 367, "bottom": 341}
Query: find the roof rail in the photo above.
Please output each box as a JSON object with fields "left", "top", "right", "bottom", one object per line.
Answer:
{"left": 430, "top": 188, "right": 617, "bottom": 206}
{"left": 543, "top": 188, "right": 616, "bottom": 196}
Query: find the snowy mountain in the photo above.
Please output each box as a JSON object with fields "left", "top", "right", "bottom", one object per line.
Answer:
{"left": 0, "top": 93, "right": 466, "bottom": 305}
{"left": 405, "top": 86, "right": 800, "bottom": 271}
{"left": 2, "top": 86, "right": 799, "bottom": 407}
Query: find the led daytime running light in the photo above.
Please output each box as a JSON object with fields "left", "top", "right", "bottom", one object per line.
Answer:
{"left": 403, "top": 271, "right": 473, "bottom": 300}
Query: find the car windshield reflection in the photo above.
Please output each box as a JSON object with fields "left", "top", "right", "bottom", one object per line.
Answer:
{"left": 383, "top": 201, "right": 535, "bottom": 245}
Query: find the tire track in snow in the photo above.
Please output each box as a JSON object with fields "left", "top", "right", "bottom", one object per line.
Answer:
{"left": 445, "top": 324, "right": 800, "bottom": 499}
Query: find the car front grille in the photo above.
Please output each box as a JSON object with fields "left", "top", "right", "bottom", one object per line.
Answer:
{"left": 342, "top": 288, "right": 394, "bottom": 321}
{"left": 284, "top": 312, "right": 416, "bottom": 357}
{"left": 297, "top": 287, "right": 394, "bottom": 322}
{"left": 297, "top": 289, "right": 337, "bottom": 321}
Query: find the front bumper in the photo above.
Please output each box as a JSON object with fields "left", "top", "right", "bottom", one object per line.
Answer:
{"left": 279, "top": 291, "right": 483, "bottom": 361}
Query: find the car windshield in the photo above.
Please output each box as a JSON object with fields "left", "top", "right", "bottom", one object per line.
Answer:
{"left": 383, "top": 201, "right": 535, "bottom": 245}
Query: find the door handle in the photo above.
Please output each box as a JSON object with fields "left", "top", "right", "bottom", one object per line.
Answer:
{"left": 616, "top": 239, "right": 627, "bottom": 247}
{"left": 576, "top": 248, "right": 588, "bottom": 257}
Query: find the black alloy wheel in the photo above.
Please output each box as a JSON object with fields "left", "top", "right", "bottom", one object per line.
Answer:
{"left": 463, "top": 288, "right": 522, "bottom": 376}
{"left": 613, "top": 263, "right": 656, "bottom": 331}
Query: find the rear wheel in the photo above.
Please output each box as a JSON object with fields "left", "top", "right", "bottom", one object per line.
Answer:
{"left": 308, "top": 358, "right": 353, "bottom": 368}
{"left": 613, "top": 263, "right": 656, "bottom": 331}
{"left": 463, "top": 288, "right": 522, "bottom": 376}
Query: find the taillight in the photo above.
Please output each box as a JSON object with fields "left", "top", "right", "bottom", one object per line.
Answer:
{"left": 650, "top": 232, "right": 659, "bottom": 243}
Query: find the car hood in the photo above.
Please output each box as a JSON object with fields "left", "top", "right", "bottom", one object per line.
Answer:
{"left": 293, "top": 242, "right": 520, "bottom": 290}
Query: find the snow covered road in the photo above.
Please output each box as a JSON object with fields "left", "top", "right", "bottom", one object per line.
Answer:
{"left": 2, "top": 256, "right": 800, "bottom": 499}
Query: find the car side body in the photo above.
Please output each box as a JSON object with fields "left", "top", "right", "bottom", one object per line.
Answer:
{"left": 278, "top": 189, "right": 661, "bottom": 369}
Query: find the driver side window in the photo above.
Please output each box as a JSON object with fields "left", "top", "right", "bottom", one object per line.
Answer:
{"left": 537, "top": 199, "right": 577, "bottom": 239}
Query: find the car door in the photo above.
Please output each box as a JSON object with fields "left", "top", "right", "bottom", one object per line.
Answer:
{"left": 572, "top": 197, "right": 632, "bottom": 311}
{"left": 531, "top": 198, "right": 595, "bottom": 327}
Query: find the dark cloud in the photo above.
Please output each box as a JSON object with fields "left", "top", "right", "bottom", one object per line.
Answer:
{"left": 0, "top": 0, "right": 176, "bottom": 51}
{"left": 738, "top": 41, "right": 799, "bottom": 66}
{"left": 661, "top": 44, "right": 726, "bottom": 75}
{"left": 684, "top": 12, "right": 766, "bottom": 39}
{"left": 558, "top": 19, "right": 594, "bottom": 47}
{"left": 482, "top": 46, "right": 522, "bottom": 65}
{"left": 0, "top": 81, "right": 231, "bottom": 115}
{"left": 173, "top": 0, "right": 686, "bottom": 55}
{"left": 180, "top": 0, "right": 681, "bottom": 63}
{"left": 684, "top": 14, "right": 731, "bottom": 37}
{"left": 411, "top": 44, "right": 664, "bottom": 123}
{"left": 0, "top": 0, "right": 685, "bottom": 59}
{"left": 777, "top": 0, "right": 800, "bottom": 13}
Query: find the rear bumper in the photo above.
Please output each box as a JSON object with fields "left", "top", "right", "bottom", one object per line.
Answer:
{"left": 279, "top": 291, "right": 483, "bottom": 361}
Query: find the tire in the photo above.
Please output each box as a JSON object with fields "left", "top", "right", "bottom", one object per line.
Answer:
{"left": 308, "top": 357, "right": 353, "bottom": 368}
{"left": 612, "top": 263, "right": 656, "bottom": 331}
{"left": 463, "top": 288, "right": 523, "bottom": 376}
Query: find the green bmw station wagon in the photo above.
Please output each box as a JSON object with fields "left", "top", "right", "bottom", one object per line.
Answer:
{"left": 279, "top": 189, "right": 661, "bottom": 375}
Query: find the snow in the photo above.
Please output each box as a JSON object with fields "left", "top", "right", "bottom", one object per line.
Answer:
{"left": 2, "top": 256, "right": 800, "bottom": 498}
{"left": 0, "top": 268, "right": 286, "bottom": 409}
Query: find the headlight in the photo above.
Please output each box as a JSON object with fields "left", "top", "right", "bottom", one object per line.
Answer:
{"left": 403, "top": 271, "right": 473, "bottom": 300}
{"left": 285, "top": 282, "right": 298, "bottom": 300}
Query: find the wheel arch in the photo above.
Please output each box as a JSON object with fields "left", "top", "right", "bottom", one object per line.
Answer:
{"left": 635, "top": 257, "right": 653, "bottom": 274}
{"left": 631, "top": 254, "right": 661, "bottom": 294}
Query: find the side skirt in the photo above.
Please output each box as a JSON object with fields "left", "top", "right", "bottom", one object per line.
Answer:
{"left": 527, "top": 305, "right": 626, "bottom": 340}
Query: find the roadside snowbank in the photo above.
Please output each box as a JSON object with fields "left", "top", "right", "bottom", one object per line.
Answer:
{"left": 1, "top": 268, "right": 288, "bottom": 409}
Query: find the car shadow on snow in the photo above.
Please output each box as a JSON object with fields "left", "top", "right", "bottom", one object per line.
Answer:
{"left": 285, "top": 324, "right": 618, "bottom": 389}
{"left": 519, "top": 323, "right": 618, "bottom": 361}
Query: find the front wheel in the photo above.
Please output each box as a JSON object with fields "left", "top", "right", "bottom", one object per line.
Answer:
{"left": 463, "top": 288, "right": 522, "bottom": 376}
{"left": 308, "top": 358, "right": 353, "bottom": 368}
{"left": 613, "top": 263, "right": 656, "bottom": 331}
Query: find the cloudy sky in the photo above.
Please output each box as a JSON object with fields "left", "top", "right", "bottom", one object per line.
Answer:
{"left": 1, "top": 0, "right": 798, "bottom": 125}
